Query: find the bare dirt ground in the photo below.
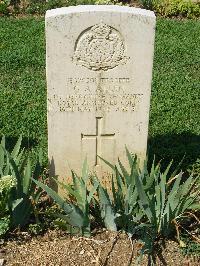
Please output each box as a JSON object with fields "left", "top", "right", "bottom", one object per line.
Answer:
{"left": 0, "top": 230, "right": 199, "bottom": 266}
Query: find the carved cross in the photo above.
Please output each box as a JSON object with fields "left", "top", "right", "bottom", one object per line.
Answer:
{"left": 81, "top": 117, "right": 115, "bottom": 166}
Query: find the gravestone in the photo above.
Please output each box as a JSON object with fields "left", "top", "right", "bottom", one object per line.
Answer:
{"left": 46, "top": 5, "right": 156, "bottom": 190}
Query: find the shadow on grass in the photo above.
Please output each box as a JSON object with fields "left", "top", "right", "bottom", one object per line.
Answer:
{"left": 3, "top": 135, "right": 38, "bottom": 152}
{"left": 148, "top": 132, "right": 200, "bottom": 173}
{"left": 2, "top": 132, "right": 200, "bottom": 176}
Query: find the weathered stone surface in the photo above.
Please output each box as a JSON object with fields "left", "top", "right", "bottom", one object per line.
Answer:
{"left": 46, "top": 5, "right": 156, "bottom": 190}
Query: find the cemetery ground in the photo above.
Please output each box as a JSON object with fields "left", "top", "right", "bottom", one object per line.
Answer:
{"left": 1, "top": 17, "right": 200, "bottom": 172}
{"left": 0, "top": 15, "right": 200, "bottom": 265}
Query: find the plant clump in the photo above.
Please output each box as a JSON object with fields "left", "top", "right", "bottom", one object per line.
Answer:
{"left": 0, "top": 136, "right": 43, "bottom": 238}
{"left": 0, "top": 0, "right": 199, "bottom": 18}
{"left": 33, "top": 147, "right": 200, "bottom": 262}
{"left": 0, "top": 136, "right": 199, "bottom": 262}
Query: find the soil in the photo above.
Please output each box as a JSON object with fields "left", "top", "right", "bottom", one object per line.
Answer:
{"left": 0, "top": 230, "right": 199, "bottom": 266}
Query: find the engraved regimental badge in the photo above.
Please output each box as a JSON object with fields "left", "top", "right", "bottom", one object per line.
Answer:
{"left": 73, "top": 23, "right": 128, "bottom": 71}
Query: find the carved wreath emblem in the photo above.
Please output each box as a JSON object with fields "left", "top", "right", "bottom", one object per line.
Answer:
{"left": 73, "top": 23, "right": 128, "bottom": 71}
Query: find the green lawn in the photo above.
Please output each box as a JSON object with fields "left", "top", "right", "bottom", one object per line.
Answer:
{"left": 0, "top": 17, "right": 200, "bottom": 171}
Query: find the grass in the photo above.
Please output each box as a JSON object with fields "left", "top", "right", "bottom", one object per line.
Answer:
{"left": 149, "top": 18, "right": 200, "bottom": 170}
{"left": 0, "top": 17, "right": 200, "bottom": 171}
{"left": 0, "top": 17, "right": 46, "bottom": 160}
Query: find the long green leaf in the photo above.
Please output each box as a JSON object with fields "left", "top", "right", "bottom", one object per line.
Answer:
{"left": 118, "top": 158, "right": 130, "bottom": 186}
{"left": 87, "top": 178, "right": 99, "bottom": 204}
{"left": 32, "top": 178, "right": 85, "bottom": 228}
{"left": 11, "top": 198, "right": 23, "bottom": 211}
{"left": 115, "top": 166, "right": 124, "bottom": 191}
{"left": 11, "top": 196, "right": 32, "bottom": 227}
{"left": 98, "top": 155, "right": 115, "bottom": 171}
{"left": 0, "top": 136, "right": 5, "bottom": 174}
{"left": 11, "top": 135, "right": 22, "bottom": 159}
{"left": 4, "top": 153, "right": 10, "bottom": 176}
{"left": 0, "top": 135, "right": 5, "bottom": 148}
{"left": 82, "top": 157, "right": 89, "bottom": 183}
{"left": 160, "top": 172, "right": 166, "bottom": 219}
{"left": 29, "top": 159, "right": 42, "bottom": 196}
{"left": 135, "top": 174, "right": 153, "bottom": 222}
{"left": 0, "top": 147, "right": 4, "bottom": 176}
{"left": 98, "top": 185, "right": 117, "bottom": 231}
{"left": 15, "top": 148, "right": 24, "bottom": 165}
{"left": 23, "top": 158, "right": 31, "bottom": 194}
{"left": 188, "top": 203, "right": 200, "bottom": 210}
{"left": 145, "top": 160, "right": 159, "bottom": 190}
{"left": 125, "top": 146, "right": 136, "bottom": 169}
{"left": 111, "top": 174, "right": 117, "bottom": 205}
{"left": 54, "top": 177, "right": 83, "bottom": 204}
{"left": 8, "top": 154, "right": 23, "bottom": 197}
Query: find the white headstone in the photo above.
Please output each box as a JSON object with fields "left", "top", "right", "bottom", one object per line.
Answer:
{"left": 46, "top": 5, "right": 156, "bottom": 190}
